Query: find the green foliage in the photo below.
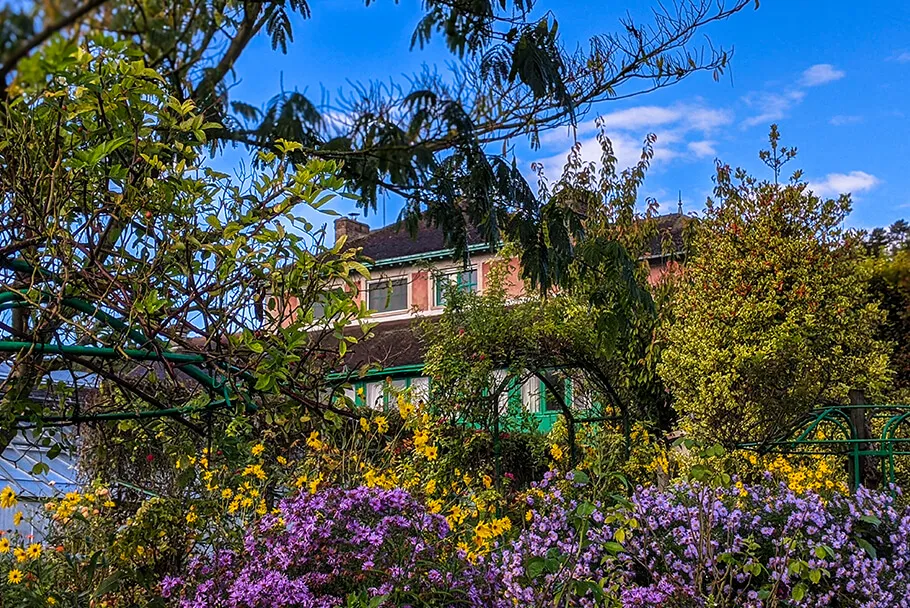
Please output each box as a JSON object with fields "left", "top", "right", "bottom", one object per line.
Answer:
{"left": 423, "top": 128, "right": 677, "bottom": 439}
{"left": 0, "top": 37, "right": 371, "bottom": 450}
{"left": 660, "top": 126, "right": 890, "bottom": 446}
{"left": 866, "top": 223, "right": 910, "bottom": 402}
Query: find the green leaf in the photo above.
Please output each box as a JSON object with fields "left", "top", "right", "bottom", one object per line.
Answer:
{"left": 791, "top": 582, "right": 807, "bottom": 602}
{"left": 601, "top": 541, "right": 624, "bottom": 555}
{"left": 571, "top": 470, "right": 590, "bottom": 485}
{"left": 254, "top": 375, "right": 272, "bottom": 391}
{"left": 525, "top": 557, "right": 546, "bottom": 579}
{"left": 856, "top": 538, "right": 877, "bottom": 560}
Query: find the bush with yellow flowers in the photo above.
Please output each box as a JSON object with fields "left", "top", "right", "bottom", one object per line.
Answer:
{"left": 0, "top": 485, "right": 60, "bottom": 606}
{"left": 281, "top": 386, "right": 529, "bottom": 562}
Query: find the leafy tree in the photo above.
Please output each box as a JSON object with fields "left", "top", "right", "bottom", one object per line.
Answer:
{"left": 0, "top": 0, "right": 755, "bottom": 289}
{"left": 659, "top": 126, "right": 890, "bottom": 446}
{"left": 423, "top": 128, "right": 678, "bottom": 464}
{"left": 866, "top": 224, "right": 910, "bottom": 401}
{"left": 0, "top": 36, "right": 371, "bottom": 454}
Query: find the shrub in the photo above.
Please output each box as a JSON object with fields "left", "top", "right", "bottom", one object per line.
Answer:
{"left": 162, "top": 486, "right": 502, "bottom": 607}
{"left": 496, "top": 473, "right": 910, "bottom": 607}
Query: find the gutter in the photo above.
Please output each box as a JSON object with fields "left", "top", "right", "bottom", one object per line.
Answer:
{"left": 327, "top": 363, "right": 425, "bottom": 382}
{"left": 366, "top": 243, "right": 497, "bottom": 269}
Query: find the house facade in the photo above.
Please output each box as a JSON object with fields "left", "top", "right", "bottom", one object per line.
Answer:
{"left": 322, "top": 214, "right": 687, "bottom": 429}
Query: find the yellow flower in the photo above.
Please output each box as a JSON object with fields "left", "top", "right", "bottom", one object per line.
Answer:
{"left": 47, "top": 597, "right": 57, "bottom": 606}
{"left": 482, "top": 475, "right": 492, "bottom": 489}
{"left": 423, "top": 445, "right": 438, "bottom": 461}
{"left": 8, "top": 569, "right": 23, "bottom": 584}
{"left": 26, "top": 543, "right": 42, "bottom": 560}
{"left": 221, "top": 488, "right": 234, "bottom": 499}
{"left": 359, "top": 417, "right": 371, "bottom": 433}
{"left": 242, "top": 464, "right": 267, "bottom": 480}
{"left": 14, "top": 547, "right": 27, "bottom": 562}
{"left": 375, "top": 416, "right": 389, "bottom": 433}
{"left": 428, "top": 499, "right": 443, "bottom": 513}
{"left": 525, "top": 510, "right": 533, "bottom": 522}
{"left": 276, "top": 456, "right": 288, "bottom": 466}
{"left": 550, "top": 444, "right": 564, "bottom": 462}
{"left": 0, "top": 537, "right": 9, "bottom": 553}
{"left": 474, "top": 522, "right": 494, "bottom": 540}
{"left": 308, "top": 474, "right": 323, "bottom": 495}
{"left": 13, "top": 511, "right": 23, "bottom": 526}
{"left": 103, "top": 500, "right": 116, "bottom": 508}
{"left": 186, "top": 510, "right": 198, "bottom": 524}
{"left": 413, "top": 429, "right": 429, "bottom": 448}
{"left": 306, "top": 431, "right": 323, "bottom": 450}
{"left": 295, "top": 475, "right": 308, "bottom": 489}
{"left": 0, "top": 486, "right": 16, "bottom": 509}
{"left": 251, "top": 443, "right": 265, "bottom": 457}
{"left": 425, "top": 479, "right": 437, "bottom": 495}
{"left": 397, "top": 395, "right": 414, "bottom": 419}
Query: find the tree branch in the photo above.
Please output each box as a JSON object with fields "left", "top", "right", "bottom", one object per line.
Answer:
{"left": 0, "top": 0, "right": 112, "bottom": 92}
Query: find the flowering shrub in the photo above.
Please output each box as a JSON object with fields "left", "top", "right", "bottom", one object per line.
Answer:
{"left": 162, "top": 486, "right": 501, "bottom": 607}
{"left": 497, "top": 473, "right": 910, "bottom": 607}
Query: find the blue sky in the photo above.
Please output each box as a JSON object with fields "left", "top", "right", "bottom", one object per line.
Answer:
{"left": 217, "top": 0, "right": 910, "bottom": 232}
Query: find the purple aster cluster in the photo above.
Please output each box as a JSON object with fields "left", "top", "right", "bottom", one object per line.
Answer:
{"left": 162, "top": 486, "right": 500, "bottom": 607}
{"left": 495, "top": 473, "right": 910, "bottom": 607}
{"left": 163, "top": 479, "right": 910, "bottom": 607}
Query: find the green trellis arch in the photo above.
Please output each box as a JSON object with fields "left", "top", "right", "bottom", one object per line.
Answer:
{"left": 740, "top": 396, "right": 910, "bottom": 492}
{"left": 0, "top": 258, "right": 255, "bottom": 429}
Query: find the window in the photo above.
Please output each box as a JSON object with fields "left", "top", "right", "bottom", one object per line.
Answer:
{"left": 540, "top": 372, "right": 566, "bottom": 412}
{"left": 368, "top": 278, "right": 408, "bottom": 313}
{"left": 434, "top": 268, "right": 478, "bottom": 306}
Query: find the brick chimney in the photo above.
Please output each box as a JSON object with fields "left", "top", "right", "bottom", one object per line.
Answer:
{"left": 334, "top": 217, "right": 370, "bottom": 243}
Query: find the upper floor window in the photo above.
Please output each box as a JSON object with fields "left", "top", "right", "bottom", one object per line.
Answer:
{"left": 434, "top": 268, "right": 478, "bottom": 306}
{"left": 368, "top": 278, "right": 408, "bottom": 313}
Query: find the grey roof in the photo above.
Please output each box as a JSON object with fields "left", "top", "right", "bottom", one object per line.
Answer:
{"left": 0, "top": 434, "right": 80, "bottom": 499}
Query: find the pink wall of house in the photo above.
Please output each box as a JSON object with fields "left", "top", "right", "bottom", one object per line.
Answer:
{"left": 412, "top": 271, "right": 429, "bottom": 311}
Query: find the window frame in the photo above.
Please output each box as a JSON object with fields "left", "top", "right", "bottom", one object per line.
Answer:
{"left": 433, "top": 267, "right": 478, "bottom": 307}
{"left": 367, "top": 277, "right": 410, "bottom": 314}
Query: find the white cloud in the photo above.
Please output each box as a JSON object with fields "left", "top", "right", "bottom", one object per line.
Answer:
{"left": 829, "top": 114, "right": 863, "bottom": 126}
{"left": 540, "top": 102, "right": 733, "bottom": 147}
{"left": 686, "top": 107, "right": 733, "bottom": 131}
{"left": 742, "top": 64, "right": 845, "bottom": 128}
{"left": 687, "top": 140, "right": 717, "bottom": 158}
{"left": 800, "top": 64, "right": 846, "bottom": 87}
{"left": 809, "top": 171, "right": 881, "bottom": 197}
{"left": 535, "top": 101, "right": 732, "bottom": 180}
{"left": 741, "top": 90, "right": 805, "bottom": 127}
{"left": 890, "top": 51, "right": 910, "bottom": 63}
{"left": 594, "top": 106, "right": 681, "bottom": 131}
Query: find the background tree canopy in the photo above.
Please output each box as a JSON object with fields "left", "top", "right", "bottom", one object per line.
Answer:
{"left": 0, "top": 0, "right": 754, "bottom": 290}
{"left": 659, "top": 127, "right": 891, "bottom": 447}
